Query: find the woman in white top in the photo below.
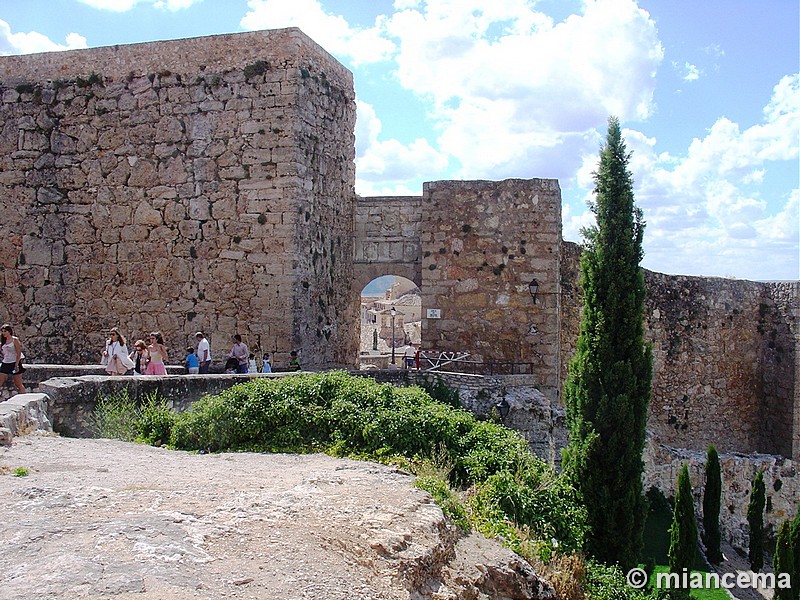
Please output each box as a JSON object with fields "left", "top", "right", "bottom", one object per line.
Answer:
{"left": 0, "top": 323, "right": 26, "bottom": 393}
{"left": 101, "top": 327, "right": 135, "bottom": 375}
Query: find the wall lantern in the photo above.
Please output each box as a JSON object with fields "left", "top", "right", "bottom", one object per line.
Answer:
{"left": 495, "top": 398, "right": 510, "bottom": 420}
{"left": 528, "top": 278, "right": 539, "bottom": 303}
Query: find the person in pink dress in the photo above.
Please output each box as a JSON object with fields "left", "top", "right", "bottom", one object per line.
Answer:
{"left": 144, "top": 331, "right": 168, "bottom": 376}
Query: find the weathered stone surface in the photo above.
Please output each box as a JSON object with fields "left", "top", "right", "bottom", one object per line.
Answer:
{"left": 0, "top": 435, "right": 556, "bottom": 600}
{"left": 0, "top": 28, "right": 358, "bottom": 370}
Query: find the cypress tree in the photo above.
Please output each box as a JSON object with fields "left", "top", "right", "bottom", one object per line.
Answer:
{"left": 774, "top": 519, "right": 794, "bottom": 600}
{"left": 747, "top": 469, "right": 766, "bottom": 571}
{"left": 702, "top": 445, "right": 723, "bottom": 564}
{"left": 562, "top": 116, "right": 653, "bottom": 569}
{"left": 669, "top": 464, "right": 698, "bottom": 578}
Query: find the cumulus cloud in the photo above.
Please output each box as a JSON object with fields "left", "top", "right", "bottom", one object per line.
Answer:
{"left": 382, "top": 0, "right": 664, "bottom": 177}
{"left": 240, "top": 0, "right": 395, "bottom": 65}
{"left": 576, "top": 75, "right": 800, "bottom": 280}
{"left": 355, "top": 100, "right": 448, "bottom": 194}
{"left": 0, "top": 20, "right": 87, "bottom": 55}
{"left": 76, "top": 0, "right": 201, "bottom": 10}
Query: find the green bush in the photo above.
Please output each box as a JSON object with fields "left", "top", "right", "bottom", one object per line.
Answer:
{"left": 87, "top": 389, "right": 140, "bottom": 441}
{"left": 165, "top": 371, "right": 586, "bottom": 558}
{"left": 137, "top": 392, "right": 176, "bottom": 446}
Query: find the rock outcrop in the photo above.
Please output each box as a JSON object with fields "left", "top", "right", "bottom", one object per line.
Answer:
{"left": 0, "top": 434, "right": 554, "bottom": 599}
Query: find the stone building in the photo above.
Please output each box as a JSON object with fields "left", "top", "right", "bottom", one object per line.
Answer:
{"left": 0, "top": 28, "right": 797, "bottom": 472}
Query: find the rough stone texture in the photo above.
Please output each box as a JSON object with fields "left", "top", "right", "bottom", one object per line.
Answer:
{"left": 0, "top": 394, "right": 52, "bottom": 444}
{"left": 0, "top": 28, "right": 357, "bottom": 369}
{"left": 0, "top": 434, "right": 556, "bottom": 600}
{"left": 353, "top": 196, "right": 423, "bottom": 291}
{"left": 419, "top": 179, "right": 562, "bottom": 406}
{"left": 643, "top": 439, "right": 799, "bottom": 553}
{"left": 560, "top": 241, "right": 799, "bottom": 462}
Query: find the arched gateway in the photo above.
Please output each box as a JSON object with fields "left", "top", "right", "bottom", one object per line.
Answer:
{"left": 0, "top": 28, "right": 563, "bottom": 401}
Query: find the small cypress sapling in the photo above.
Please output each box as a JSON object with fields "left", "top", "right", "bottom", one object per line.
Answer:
{"left": 774, "top": 519, "right": 794, "bottom": 600}
{"left": 747, "top": 469, "right": 766, "bottom": 571}
{"left": 702, "top": 445, "right": 723, "bottom": 564}
{"left": 669, "top": 464, "right": 698, "bottom": 579}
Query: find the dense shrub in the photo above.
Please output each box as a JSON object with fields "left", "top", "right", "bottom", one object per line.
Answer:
{"left": 165, "top": 371, "right": 587, "bottom": 556}
{"left": 747, "top": 469, "right": 766, "bottom": 571}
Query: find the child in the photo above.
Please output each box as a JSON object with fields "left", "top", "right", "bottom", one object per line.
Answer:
{"left": 185, "top": 346, "right": 199, "bottom": 374}
{"left": 261, "top": 352, "right": 272, "bottom": 374}
{"left": 288, "top": 350, "right": 300, "bottom": 371}
{"left": 248, "top": 353, "right": 257, "bottom": 373}
{"left": 224, "top": 357, "right": 239, "bottom": 374}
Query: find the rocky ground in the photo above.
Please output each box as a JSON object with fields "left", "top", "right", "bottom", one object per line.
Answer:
{"left": 0, "top": 434, "right": 553, "bottom": 600}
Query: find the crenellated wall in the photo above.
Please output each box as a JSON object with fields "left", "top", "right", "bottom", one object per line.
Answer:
{"left": 0, "top": 28, "right": 358, "bottom": 368}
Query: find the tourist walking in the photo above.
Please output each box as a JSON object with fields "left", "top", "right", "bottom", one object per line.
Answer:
{"left": 195, "top": 331, "right": 211, "bottom": 374}
{"left": 229, "top": 334, "right": 249, "bottom": 374}
{"left": 101, "top": 327, "right": 135, "bottom": 375}
{"left": 0, "top": 323, "right": 26, "bottom": 393}
{"left": 144, "top": 331, "right": 168, "bottom": 375}
{"left": 261, "top": 352, "right": 272, "bottom": 374}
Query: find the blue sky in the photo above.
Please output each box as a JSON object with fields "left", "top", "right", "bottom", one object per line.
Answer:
{"left": 2, "top": 0, "right": 798, "bottom": 281}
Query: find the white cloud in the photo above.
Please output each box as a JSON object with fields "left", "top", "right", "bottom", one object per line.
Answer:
{"left": 382, "top": 0, "right": 664, "bottom": 178}
{"left": 0, "top": 20, "right": 87, "bottom": 55}
{"left": 588, "top": 75, "right": 800, "bottom": 280}
{"left": 76, "top": 0, "right": 201, "bottom": 10}
{"left": 355, "top": 100, "right": 448, "bottom": 194}
{"left": 240, "top": 0, "right": 395, "bottom": 65}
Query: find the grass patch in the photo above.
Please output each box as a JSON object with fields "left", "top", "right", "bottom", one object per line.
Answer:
{"left": 641, "top": 488, "right": 729, "bottom": 600}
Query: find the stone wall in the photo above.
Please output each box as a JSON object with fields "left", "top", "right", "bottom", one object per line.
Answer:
{"left": 353, "top": 196, "right": 422, "bottom": 290}
{"left": 0, "top": 28, "right": 357, "bottom": 369}
{"left": 560, "top": 241, "right": 799, "bottom": 461}
{"left": 420, "top": 179, "right": 562, "bottom": 405}
{"left": 644, "top": 440, "right": 799, "bottom": 551}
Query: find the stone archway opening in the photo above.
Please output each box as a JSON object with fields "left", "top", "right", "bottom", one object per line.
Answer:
{"left": 358, "top": 275, "right": 421, "bottom": 370}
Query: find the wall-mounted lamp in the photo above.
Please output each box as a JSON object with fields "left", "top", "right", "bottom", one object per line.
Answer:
{"left": 528, "top": 278, "right": 539, "bottom": 303}
{"left": 495, "top": 398, "right": 510, "bottom": 420}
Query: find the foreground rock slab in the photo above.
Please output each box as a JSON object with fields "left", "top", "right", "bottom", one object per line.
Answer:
{"left": 0, "top": 435, "right": 553, "bottom": 600}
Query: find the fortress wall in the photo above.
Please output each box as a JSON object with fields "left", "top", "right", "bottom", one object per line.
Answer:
{"left": 0, "top": 28, "right": 357, "bottom": 368}
{"left": 420, "top": 179, "right": 562, "bottom": 403}
{"left": 561, "top": 241, "right": 798, "bottom": 460}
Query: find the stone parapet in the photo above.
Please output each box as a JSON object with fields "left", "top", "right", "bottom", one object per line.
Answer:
{"left": 644, "top": 439, "right": 799, "bottom": 552}
{"left": 39, "top": 371, "right": 304, "bottom": 437}
{"left": 0, "top": 393, "right": 53, "bottom": 445}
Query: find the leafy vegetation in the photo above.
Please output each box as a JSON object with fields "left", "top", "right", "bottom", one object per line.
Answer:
{"left": 747, "top": 469, "right": 766, "bottom": 571}
{"left": 563, "top": 116, "right": 653, "bottom": 569}
{"left": 702, "top": 446, "right": 722, "bottom": 564}
{"left": 774, "top": 518, "right": 794, "bottom": 600}
{"left": 669, "top": 465, "right": 698, "bottom": 576}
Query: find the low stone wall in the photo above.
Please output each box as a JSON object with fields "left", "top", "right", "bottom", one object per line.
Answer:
{"left": 0, "top": 393, "right": 52, "bottom": 445}
{"left": 643, "top": 439, "right": 799, "bottom": 552}
{"left": 39, "top": 371, "right": 303, "bottom": 437}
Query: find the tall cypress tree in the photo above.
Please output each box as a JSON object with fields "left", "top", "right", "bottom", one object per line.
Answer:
{"left": 562, "top": 116, "right": 653, "bottom": 568}
{"left": 669, "top": 464, "right": 698, "bottom": 576}
{"left": 789, "top": 509, "right": 800, "bottom": 600}
{"left": 702, "top": 445, "right": 723, "bottom": 564}
{"left": 747, "top": 469, "right": 766, "bottom": 571}
{"left": 774, "top": 519, "right": 794, "bottom": 600}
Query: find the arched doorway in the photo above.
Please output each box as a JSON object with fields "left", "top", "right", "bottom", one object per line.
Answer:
{"left": 358, "top": 275, "right": 421, "bottom": 369}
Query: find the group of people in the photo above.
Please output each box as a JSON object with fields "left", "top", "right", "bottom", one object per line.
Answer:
{"left": 101, "top": 328, "right": 170, "bottom": 376}
{"left": 102, "top": 328, "right": 299, "bottom": 376}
